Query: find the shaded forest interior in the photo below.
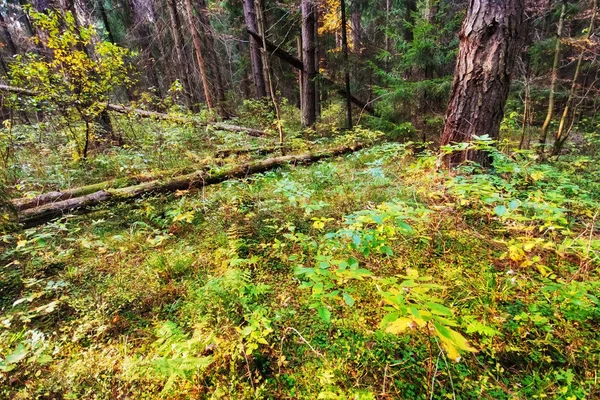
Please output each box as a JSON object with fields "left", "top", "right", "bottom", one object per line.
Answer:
{"left": 0, "top": 0, "right": 599, "bottom": 398}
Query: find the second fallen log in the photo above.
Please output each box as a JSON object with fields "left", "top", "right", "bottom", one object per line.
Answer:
{"left": 19, "top": 143, "right": 366, "bottom": 226}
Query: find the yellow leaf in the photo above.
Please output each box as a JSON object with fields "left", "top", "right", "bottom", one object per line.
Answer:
{"left": 16, "top": 240, "right": 28, "bottom": 249}
{"left": 433, "top": 323, "right": 477, "bottom": 362}
{"left": 385, "top": 318, "right": 416, "bottom": 334}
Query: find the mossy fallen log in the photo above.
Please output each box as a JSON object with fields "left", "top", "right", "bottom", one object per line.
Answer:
{"left": 19, "top": 143, "right": 365, "bottom": 226}
{"left": 215, "top": 145, "right": 281, "bottom": 158}
{"left": 12, "top": 166, "right": 206, "bottom": 211}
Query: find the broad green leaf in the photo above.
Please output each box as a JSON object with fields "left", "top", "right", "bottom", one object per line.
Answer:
{"left": 5, "top": 344, "right": 28, "bottom": 364}
{"left": 425, "top": 302, "right": 453, "bottom": 317}
{"left": 494, "top": 205, "right": 507, "bottom": 217}
{"left": 317, "top": 307, "right": 331, "bottom": 323}
{"left": 342, "top": 293, "right": 355, "bottom": 306}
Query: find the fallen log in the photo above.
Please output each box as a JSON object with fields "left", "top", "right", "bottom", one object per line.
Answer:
{"left": 14, "top": 145, "right": 282, "bottom": 211}
{"left": 19, "top": 143, "right": 366, "bottom": 226}
{"left": 246, "top": 30, "right": 377, "bottom": 116}
{"left": 0, "top": 85, "right": 270, "bottom": 137}
{"left": 215, "top": 145, "right": 281, "bottom": 158}
{"left": 12, "top": 165, "right": 210, "bottom": 211}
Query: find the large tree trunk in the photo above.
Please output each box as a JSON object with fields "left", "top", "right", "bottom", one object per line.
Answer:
{"left": 440, "top": 0, "right": 525, "bottom": 167}
{"left": 242, "top": 0, "right": 267, "bottom": 98}
{"left": 301, "top": 0, "right": 317, "bottom": 128}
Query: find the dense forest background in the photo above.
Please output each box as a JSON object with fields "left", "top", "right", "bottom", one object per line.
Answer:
{"left": 0, "top": 0, "right": 597, "bottom": 156}
{"left": 0, "top": 0, "right": 599, "bottom": 399}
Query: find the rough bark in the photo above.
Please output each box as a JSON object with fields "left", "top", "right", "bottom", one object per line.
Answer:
{"left": 440, "top": 0, "right": 525, "bottom": 167}
{"left": 19, "top": 143, "right": 366, "bottom": 226}
{"left": 301, "top": 0, "right": 317, "bottom": 127}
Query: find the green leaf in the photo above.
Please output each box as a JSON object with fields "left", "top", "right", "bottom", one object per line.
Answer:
{"left": 425, "top": 302, "right": 454, "bottom": 317}
{"left": 381, "top": 246, "right": 394, "bottom": 256}
{"left": 379, "top": 312, "right": 399, "bottom": 328}
{"left": 494, "top": 205, "right": 507, "bottom": 217}
{"left": 342, "top": 293, "right": 355, "bottom": 306}
{"left": 397, "top": 220, "right": 414, "bottom": 234}
{"left": 317, "top": 306, "right": 331, "bottom": 323}
{"left": 5, "top": 344, "right": 28, "bottom": 364}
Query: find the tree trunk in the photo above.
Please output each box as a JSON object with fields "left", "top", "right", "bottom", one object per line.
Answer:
{"left": 167, "top": 0, "right": 194, "bottom": 108}
{"left": 247, "top": 28, "right": 376, "bottom": 115}
{"left": 341, "top": 0, "right": 352, "bottom": 130}
{"left": 301, "top": 0, "right": 317, "bottom": 128}
{"left": 255, "top": 0, "right": 284, "bottom": 150}
{"left": 183, "top": 0, "right": 214, "bottom": 112}
{"left": 350, "top": 0, "right": 362, "bottom": 53}
{"left": 196, "top": 0, "right": 227, "bottom": 117}
{"left": 242, "top": 0, "right": 267, "bottom": 98}
{"left": 539, "top": 1, "right": 566, "bottom": 154}
{"left": 552, "top": 0, "right": 597, "bottom": 156}
{"left": 404, "top": 0, "right": 416, "bottom": 42}
{"left": 440, "top": 0, "right": 525, "bottom": 167}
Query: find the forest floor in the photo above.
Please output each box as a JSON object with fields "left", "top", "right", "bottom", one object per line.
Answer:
{"left": 1, "top": 118, "right": 599, "bottom": 399}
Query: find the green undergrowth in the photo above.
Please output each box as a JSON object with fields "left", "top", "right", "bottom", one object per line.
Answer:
{"left": 1, "top": 138, "right": 599, "bottom": 399}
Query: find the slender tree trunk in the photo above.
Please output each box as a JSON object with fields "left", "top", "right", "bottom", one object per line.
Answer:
{"left": 301, "top": 0, "right": 317, "bottom": 128}
{"left": 167, "top": 0, "right": 194, "bottom": 107}
{"left": 519, "top": 76, "right": 531, "bottom": 150}
{"left": 255, "top": 0, "right": 284, "bottom": 150}
{"left": 243, "top": 0, "right": 267, "bottom": 98}
{"left": 314, "top": 8, "right": 320, "bottom": 119}
{"left": 341, "top": 0, "right": 352, "bottom": 130}
{"left": 539, "top": 1, "right": 566, "bottom": 154}
{"left": 552, "top": 0, "right": 597, "bottom": 156}
{"left": 196, "top": 0, "right": 227, "bottom": 117}
{"left": 440, "top": 0, "right": 525, "bottom": 167}
{"left": 404, "top": 0, "right": 416, "bottom": 42}
{"left": 183, "top": 0, "right": 214, "bottom": 112}
{"left": 297, "top": 36, "right": 303, "bottom": 109}
{"left": 350, "top": 0, "right": 361, "bottom": 53}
